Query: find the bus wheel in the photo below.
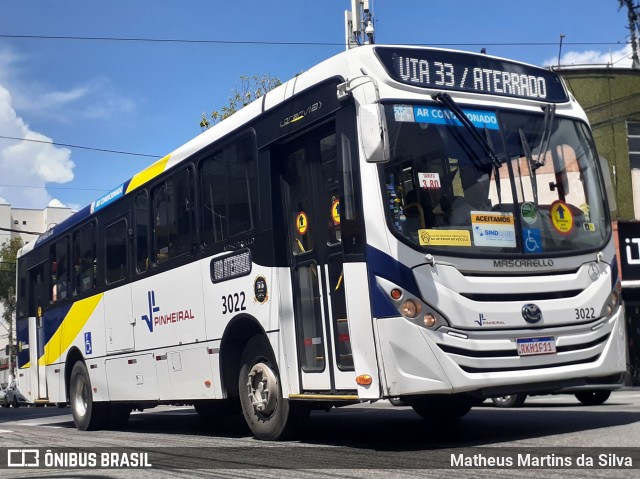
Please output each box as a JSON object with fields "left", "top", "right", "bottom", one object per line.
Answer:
{"left": 69, "top": 361, "right": 107, "bottom": 430}
{"left": 575, "top": 390, "right": 611, "bottom": 406}
{"left": 491, "top": 393, "right": 527, "bottom": 408}
{"left": 238, "top": 335, "right": 306, "bottom": 440}
{"left": 410, "top": 394, "right": 473, "bottom": 423}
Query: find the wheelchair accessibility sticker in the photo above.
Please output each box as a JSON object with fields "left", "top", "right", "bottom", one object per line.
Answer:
{"left": 84, "top": 332, "right": 92, "bottom": 355}
{"left": 523, "top": 228, "right": 543, "bottom": 253}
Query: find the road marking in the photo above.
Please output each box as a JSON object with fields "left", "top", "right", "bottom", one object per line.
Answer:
{"left": 0, "top": 429, "right": 13, "bottom": 433}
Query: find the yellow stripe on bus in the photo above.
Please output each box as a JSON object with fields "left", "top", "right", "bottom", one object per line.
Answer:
{"left": 125, "top": 153, "right": 171, "bottom": 194}
{"left": 38, "top": 293, "right": 103, "bottom": 366}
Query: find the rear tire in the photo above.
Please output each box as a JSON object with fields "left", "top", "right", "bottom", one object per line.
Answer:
{"left": 410, "top": 394, "right": 473, "bottom": 423}
{"left": 238, "top": 335, "right": 308, "bottom": 440}
{"left": 69, "top": 361, "right": 108, "bottom": 430}
{"left": 491, "top": 394, "right": 527, "bottom": 408}
{"left": 575, "top": 390, "right": 611, "bottom": 406}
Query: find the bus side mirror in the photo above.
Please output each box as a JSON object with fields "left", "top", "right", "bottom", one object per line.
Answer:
{"left": 598, "top": 156, "right": 617, "bottom": 213}
{"left": 358, "top": 104, "right": 389, "bottom": 163}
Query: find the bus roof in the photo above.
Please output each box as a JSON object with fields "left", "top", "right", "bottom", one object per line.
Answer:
{"left": 20, "top": 44, "right": 567, "bottom": 257}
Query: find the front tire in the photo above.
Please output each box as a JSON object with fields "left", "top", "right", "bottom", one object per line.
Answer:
{"left": 69, "top": 361, "right": 108, "bottom": 430}
{"left": 491, "top": 394, "right": 527, "bottom": 408}
{"left": 410, "top": 394, "right": 473, "bottom": 423}
{"left": 575, "top": 390, "right": 611, "bottom": 406}
{"left": 238, "top": 335, "right": 308, "bottom": 440}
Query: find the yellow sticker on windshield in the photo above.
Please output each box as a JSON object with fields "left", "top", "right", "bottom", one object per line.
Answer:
{"left": 419, "top": 229, "right": 471, "bottom": 246}
{"left": 550, "top": 200, "right": 574, "bottom": 235}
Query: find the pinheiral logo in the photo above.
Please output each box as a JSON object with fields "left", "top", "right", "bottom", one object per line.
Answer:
{"left": 141, "top": 290, "right": 195, "bottom": 332}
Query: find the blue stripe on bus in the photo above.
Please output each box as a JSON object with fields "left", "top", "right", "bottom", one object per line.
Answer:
{"left": 366, "top": 245, "right": 421, "bottom": 318}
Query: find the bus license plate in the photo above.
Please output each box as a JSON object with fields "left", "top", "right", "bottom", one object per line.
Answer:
{"left": 516, "top": 336, "right": 556, "bottom": 356}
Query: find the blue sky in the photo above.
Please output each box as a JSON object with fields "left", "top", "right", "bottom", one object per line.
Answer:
{"left": 0, "top": 0, "right": 633, "bottom": 214}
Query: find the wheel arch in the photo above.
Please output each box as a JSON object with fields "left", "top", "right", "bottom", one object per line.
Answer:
{"left": 219, "top": 314, "right": 272, "bottom": 399}
{"left": 64, "top": 346, "right": 85, "bottom": 402}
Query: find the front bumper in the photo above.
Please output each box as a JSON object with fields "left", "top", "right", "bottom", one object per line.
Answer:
{"left": 375, "top": 305, "right": 626, "bottom": 397}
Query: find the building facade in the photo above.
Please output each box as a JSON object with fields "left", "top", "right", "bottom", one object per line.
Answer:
{"left": 558, "top": 67, "right": 640, "bottom": 220}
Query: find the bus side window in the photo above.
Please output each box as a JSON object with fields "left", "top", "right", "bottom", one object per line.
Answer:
{"left": 135, "top": 191, "right": 149, "bottom": 273}
{"left": 152, "top": 169, "right": 193, "bottom": 263}
{"left": 49, "top": 237, "right": 69, "bottom": 303}
{"left": 73, "top": 222, "right": 96, "bottom": 295}
{"left": 200, "top": 132, "right": 258, "bottom": 245}
{"left": 105, "top": 218, "right": 128, "bottom": 283}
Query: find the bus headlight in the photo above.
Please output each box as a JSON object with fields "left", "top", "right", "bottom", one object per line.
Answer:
{"left": 400, "top": 299, "right": 421, "bottom": 318}
{"left": 600, "top": 282, "right": 622, "bottom": 318}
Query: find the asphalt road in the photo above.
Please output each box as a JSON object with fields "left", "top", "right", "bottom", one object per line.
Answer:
{"left": 0, "top": 390, "right": 639, "bottom": 478}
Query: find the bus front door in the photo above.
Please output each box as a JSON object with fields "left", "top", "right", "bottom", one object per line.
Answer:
{"left": 279, "top": 122, "right": 355, "bottom": 393}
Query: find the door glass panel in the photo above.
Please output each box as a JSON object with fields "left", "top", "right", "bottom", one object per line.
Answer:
{"left": 328, "top": 255, "right": 353, "bottom": 369}
{"left": 294, "top": 263, "right": 325, "bottom": 372}
{"left": 286, "top": 147, "right": 314, "bottom": 255}
{"left": 320, "top": 134, "right": 341, "bottom": 245}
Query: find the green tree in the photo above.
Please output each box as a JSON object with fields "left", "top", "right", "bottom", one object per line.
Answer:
{"left": 200, "top": 74, "right": 281, "bottom": 130}
{"left": 0, "top": 237, "right": 23, "bottom": 376}
{"left": 618, "top": 0, "right": 640, "bottom": 68}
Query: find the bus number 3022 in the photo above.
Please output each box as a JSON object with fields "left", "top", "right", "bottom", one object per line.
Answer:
{"left": 222, "top": 292, "right": 247, "bottom": 314}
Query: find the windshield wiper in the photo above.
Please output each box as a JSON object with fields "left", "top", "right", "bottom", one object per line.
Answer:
{"left": 432, "top": 92, "right": 502, "bottom": 169}
{"left": 534, "top": 103, "right": 556, "bottom": 169}
{"left": 519, "top": 128, "right": 539, "bottom": 205}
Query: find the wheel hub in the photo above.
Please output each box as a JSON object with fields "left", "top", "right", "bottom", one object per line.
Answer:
{"left": 246, "top": 362, "right": 278, "bottom": 416}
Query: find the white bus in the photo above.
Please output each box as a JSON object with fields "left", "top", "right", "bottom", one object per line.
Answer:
{"left": 15, "top": 45, "right": 626, "bottom": 440}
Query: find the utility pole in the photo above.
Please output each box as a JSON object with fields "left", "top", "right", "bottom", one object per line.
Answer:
{"left": 619, "top": 0, "right": 640, "bottom": 69}
{"left": 345, "top": 0, "right": 375, "bottom": 50}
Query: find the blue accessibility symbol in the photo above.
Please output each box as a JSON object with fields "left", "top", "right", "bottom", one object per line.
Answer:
{"left": 84, "top": 332, "right": 93, "bottom": 355}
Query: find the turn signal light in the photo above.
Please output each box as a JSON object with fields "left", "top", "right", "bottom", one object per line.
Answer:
{"left": 356, "top": 374, "right": 373, "bottom": 386}
{"left": 390, "top": 288, "right": 403, "bottom": 300}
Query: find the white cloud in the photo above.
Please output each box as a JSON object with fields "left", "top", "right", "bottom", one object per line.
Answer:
{"left": 543, "top": 44, "right": 633, "bottom": 68}
{"left": 0, "top": 84, "right": 75, "bottom": 208}
{"left": 47, "top": 198, "right": 66, "bottom": 208}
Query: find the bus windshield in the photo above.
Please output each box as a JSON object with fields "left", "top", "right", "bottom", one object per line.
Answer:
{"left": 382, "top": 104, "right": 610, "bottom": 256}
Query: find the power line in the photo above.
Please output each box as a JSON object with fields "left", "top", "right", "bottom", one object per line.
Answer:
{"left": 0, "top": 184, "right": 109, "bottom": 192}
{"left": 0, "top": 135, "right": 162, "bottom": 159}
{"left": 0, "top": 34, "right": 632, "bottom": 48}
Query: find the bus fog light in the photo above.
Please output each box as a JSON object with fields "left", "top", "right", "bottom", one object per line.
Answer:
{"left": 423, "top": 313, "right": 437, "bottom": 328}
{"left": 401, "top": 299, "right": 421, "bottom": 318}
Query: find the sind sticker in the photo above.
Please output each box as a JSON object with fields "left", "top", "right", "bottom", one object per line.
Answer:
{"left": 419, "top": 229, "right": 471, "bottom": 246}
{"left": 471, "top": 211, "right": 516, "bottom": 248}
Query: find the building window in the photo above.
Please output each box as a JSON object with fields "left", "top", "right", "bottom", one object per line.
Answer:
{"left": 627, "top": 121, "right": 640, "bottom": 169}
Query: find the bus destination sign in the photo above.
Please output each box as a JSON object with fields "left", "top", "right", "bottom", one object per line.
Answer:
{"left": 375, "top": 47, "right": 568, "bottom": 103}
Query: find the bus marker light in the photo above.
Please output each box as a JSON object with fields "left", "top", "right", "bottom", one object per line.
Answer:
{"left": 204, "top": 380, "right": 212, "bottom": 388}
{"left": 390, "top": 288, "right": 402, "bottom": 300}
{"left": 356, "top": 375, "right": 373, "bottom": 386}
